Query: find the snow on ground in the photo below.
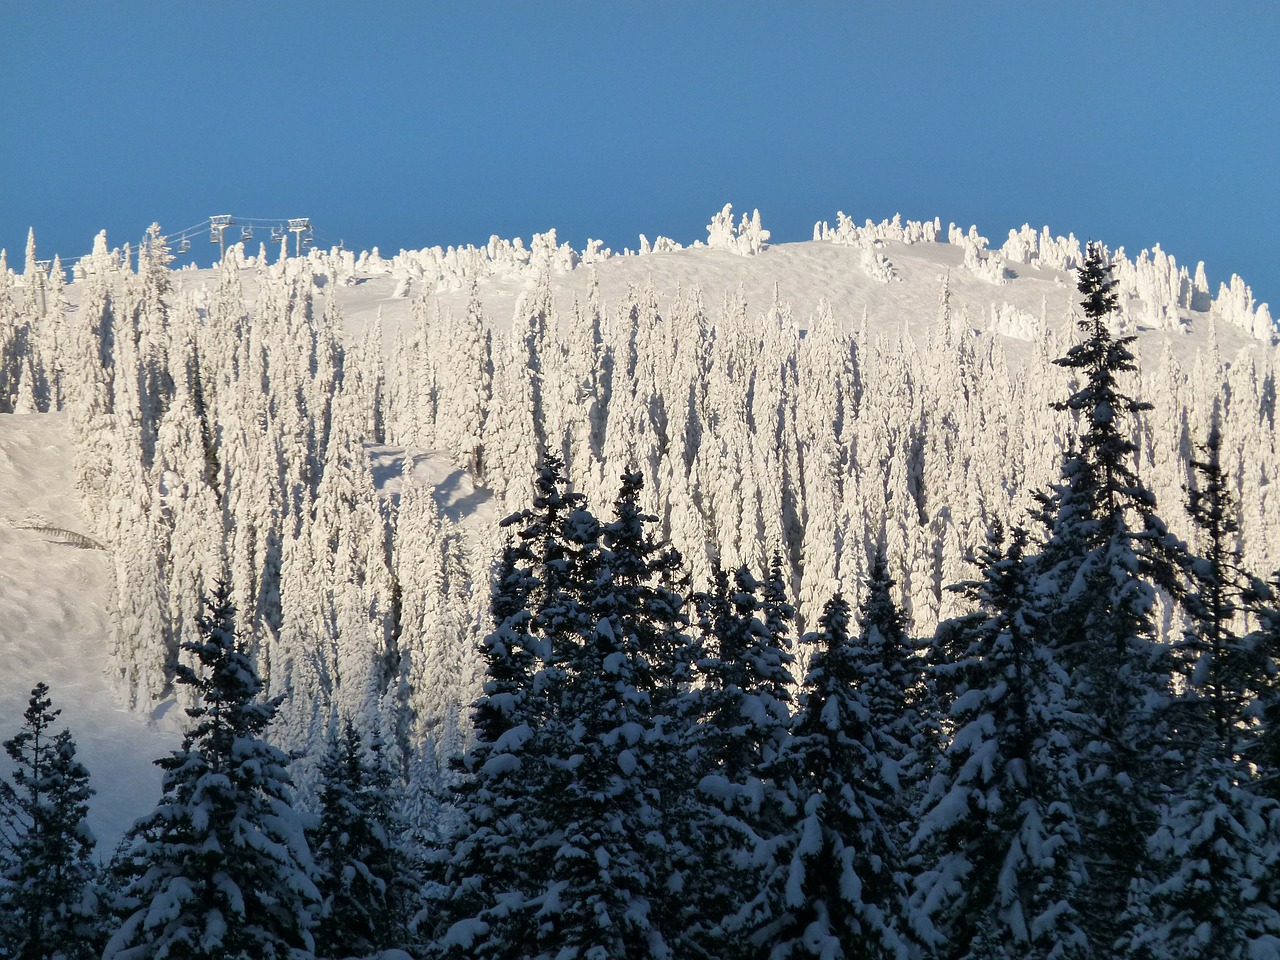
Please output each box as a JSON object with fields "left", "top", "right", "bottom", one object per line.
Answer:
{"left": 7, "top": 229, "right": 1269, "bottom": 844}
{"left": 316, "top": 237, "right": 1262, "bottom": 373}
{"left": 0, "top": 413, "right": 181, "bottom": 849}
{"left": 137, "top": 229, "right": 1267, "bottom": 376}
{"left": 366, "top": 443, "right": 497, "bottom": 529}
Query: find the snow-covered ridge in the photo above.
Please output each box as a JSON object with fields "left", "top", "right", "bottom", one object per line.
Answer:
{"left": 2, "top": 205, "right": 1279, "bottom": 849}
{"left": 12, "top": 204, "right": 1270, "bottom": 343}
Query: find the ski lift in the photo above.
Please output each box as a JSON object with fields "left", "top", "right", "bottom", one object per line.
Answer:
{"left": 178, "top": 239, "right": 191, "bottom": 253}
{"left": 270, "top": 226, "right": 285, "bottom": 242}
{"left": 241, "top": 226, "right": 254, "bottom": 241}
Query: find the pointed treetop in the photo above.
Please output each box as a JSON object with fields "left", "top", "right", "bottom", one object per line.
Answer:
{"left": 1077, "top": 240, "right": 1119, "bottom": 324}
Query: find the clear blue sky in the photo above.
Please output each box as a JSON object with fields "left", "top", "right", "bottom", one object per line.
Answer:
{"left": 2, "top": 3, "right": 1277, "bottom": 304}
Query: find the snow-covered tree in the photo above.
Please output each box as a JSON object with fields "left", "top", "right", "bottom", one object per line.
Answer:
{"left": 106, "top": 583, "right": 319, "bottom": 960}
{"left": 0, "top": 684, "right": 101, "bottom": 960}
{"left": 686, "top": 557, "right": 796, "bottom": 957}
{"left": 850, "top": 552, "right": 925, "bottom": 839}
{"left": 521, "top": 473, "right": 678, "bottom": 960}
{"left": 1030, "top": 241, "right": 1181, "bottom": 952}
{"left": 757, "top": 591, "right": 911, "bottom": 960}
{"left": 429, "top": 456, "right": 592, "bottom": 958}
{"left": 1125, "top": 412, "right": 1280, "bottom": 959}
{"left": 912, "top": 523, "right": 1084, "bottom": 959}
{"left": 309, "top": 719, "right": 415, "bottom": 958}
{"left": 1172, "top": 404, "right": 1256, "bottom": 762}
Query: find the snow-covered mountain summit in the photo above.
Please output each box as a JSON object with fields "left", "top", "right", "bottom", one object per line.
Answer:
{"left": 1, "top": 207, "right": 1277, "bottom": 844}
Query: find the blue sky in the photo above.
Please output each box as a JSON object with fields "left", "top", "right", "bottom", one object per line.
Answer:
{"left": 2, "top": 3, "right": 1277, "bottom": 304}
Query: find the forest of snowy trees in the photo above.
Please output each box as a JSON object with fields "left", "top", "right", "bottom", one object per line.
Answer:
{"left": 1, "top": 216, "right": 1280, "bottom": 957}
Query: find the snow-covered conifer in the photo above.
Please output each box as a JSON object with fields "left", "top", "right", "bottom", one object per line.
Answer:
{"left": 429, "top": 456, "right": 592, "bottom": 957}
{"left": 0, "top": 684, "right": 101, "bottom": 960}
{"left": 310, "top": 719, "right": 415, "bottom": 958}
{"left": 1127, "top": 410, "right": 1280, "bottom": 959}
{"left": 105, "top": 583, "right": 319, "bottom": 960}
{"left": 757, "top": 593, "right": 910, "bottom": 960}
{"left": 913, "top": 522, "right": 1084, "bottom": 958}
{"left": 1031, "top": 241, "right": 1182, "bottom": 951}
{"left": 434, "top": 280, "right": 491, "bottom": 475}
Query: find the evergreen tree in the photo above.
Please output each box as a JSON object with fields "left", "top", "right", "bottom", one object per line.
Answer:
{"left": 430, "top": 456, "right": 592, "bottom": 958}
{"left": 912, "top": 523, "right": 1084, "bottom": 959}
{"left": 310, "top": 719, "right": 413, "bottom": 959}
{"left": 758, "top": 592, "right": 910, "bottom": 960}
{"left": 693, "top": 562, "right": 795, "bottom": 793}
{"left": 850, "top": 551, "right": 922, "bottom": 848}
{"left": 435, "top": 463, "right": 698, "bottom": 960}
{"left": 1126, "top": 414, "right": 1280, "bottom": 959}
{"left": 1248, "top": 572, "right": 1280, "bottom": 802}
{"left": 1173, "top": 405, "right": 1255, "bottom": 763}
{"left": 105, "top": 582, "right": 319, "bottom": 960}
{"left": 1032, "top": 240, "right": 1179, "bottom": 952}
{"left": 485, "top": 468, "right": 692, "bottom": 960}
{"left": 687, "top": 559, "right": 796, "bottom": 958}
{"left": 0, "top": 684, "right": 100, "bottom": 960}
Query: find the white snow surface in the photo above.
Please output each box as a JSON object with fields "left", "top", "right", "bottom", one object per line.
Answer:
{"left": 5, "top": 213, "right": 1277, "bottom": 846}
{"left": 0, "top": 413, "right": 181, "bottom": 847}
{"left": 366, "top": 443, "right": 497, "bottom": 528}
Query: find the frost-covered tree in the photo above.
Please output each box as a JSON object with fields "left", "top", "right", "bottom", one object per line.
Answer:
{"left": 105, "top": 583, "right": 318, "bottom": 960}
{"left": 309, "top": 719, "right": 414, "bottom": 958}
{"left": 912, "top": 523, "right": 1084, "bottom": 960}
{"left": 434, "top": 280, "right": 492, "bottom": 475}
{"left": 1031, "top": 241, "right": 1180, "bottom": 951}
{"left": 0, "top": 684, "right": 100, "bottom": 960}
{"left": 757, "top": 592, "right": 911, "bottom": 960}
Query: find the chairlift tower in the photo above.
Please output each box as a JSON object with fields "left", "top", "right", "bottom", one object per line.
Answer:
{"left": 33, "top": 259, "right": 52, "bottom": 316}
{"left": 288, "top": 218, "right": 311, "bottom": 258}
{"left": 210, "top": 215, "right": 235, "bottom": 261}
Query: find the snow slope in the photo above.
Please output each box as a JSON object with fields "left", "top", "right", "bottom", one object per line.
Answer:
{"left": 0, "top": 418, "right": 497, "bottom": 847}
{"left": 4, "top": 212, "right": 1276, "bottom": 844}
{"left": 0, "top": 413, "right": 181, "bottom": 847}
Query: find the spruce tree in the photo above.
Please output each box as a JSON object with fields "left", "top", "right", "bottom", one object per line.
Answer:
{"left": 105, "top": 582, "right": 319, "bottom": 960}
{"left": 1248, "top": 572, "right": 1280, "bottom": 802}
{"left": 912, "top": 523, "right": 1084, "bottom": 959}
{"left": 1032, "top": 240, "right": 1178, "bottom": 952}
{"left": 688, "top": 559, "right": 796, "bottom": 958}
{"left": 0, "top": 684, "right": 100, "bottom": 960}
{"left": 431, "top": 456, "right": 593, "bottom": 958}
{"left": 1126, "top": 414, "right": 1280, "bottom": 959}
{"left": 757, "top": 592, "right": 909, "bottom": 960}
{"left": 522, "top": 470, "right": 684, "bottom": 960}
{"left": 436, "top": 464, "right": 698, "bottom": 959}
{"left": 1174, "top": 406, "right": 1255, "bottom": 763}
{"left": 850, "top": 551, "right": 921, "bottom": 849}
{"left": 310, "top": 719, "right": 412, "bottom": 959}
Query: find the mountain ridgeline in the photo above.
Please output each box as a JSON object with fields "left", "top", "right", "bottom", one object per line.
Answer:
{"left": 0, "top": 213, "right": 1279, "bottom": 957}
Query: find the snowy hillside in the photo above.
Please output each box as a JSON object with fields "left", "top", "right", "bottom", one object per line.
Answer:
{"left": 0, "top": 414, "right": 179, "bottom": 845}
{"left": 0, "top": 206, "right": 1277, "bottom": 843}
